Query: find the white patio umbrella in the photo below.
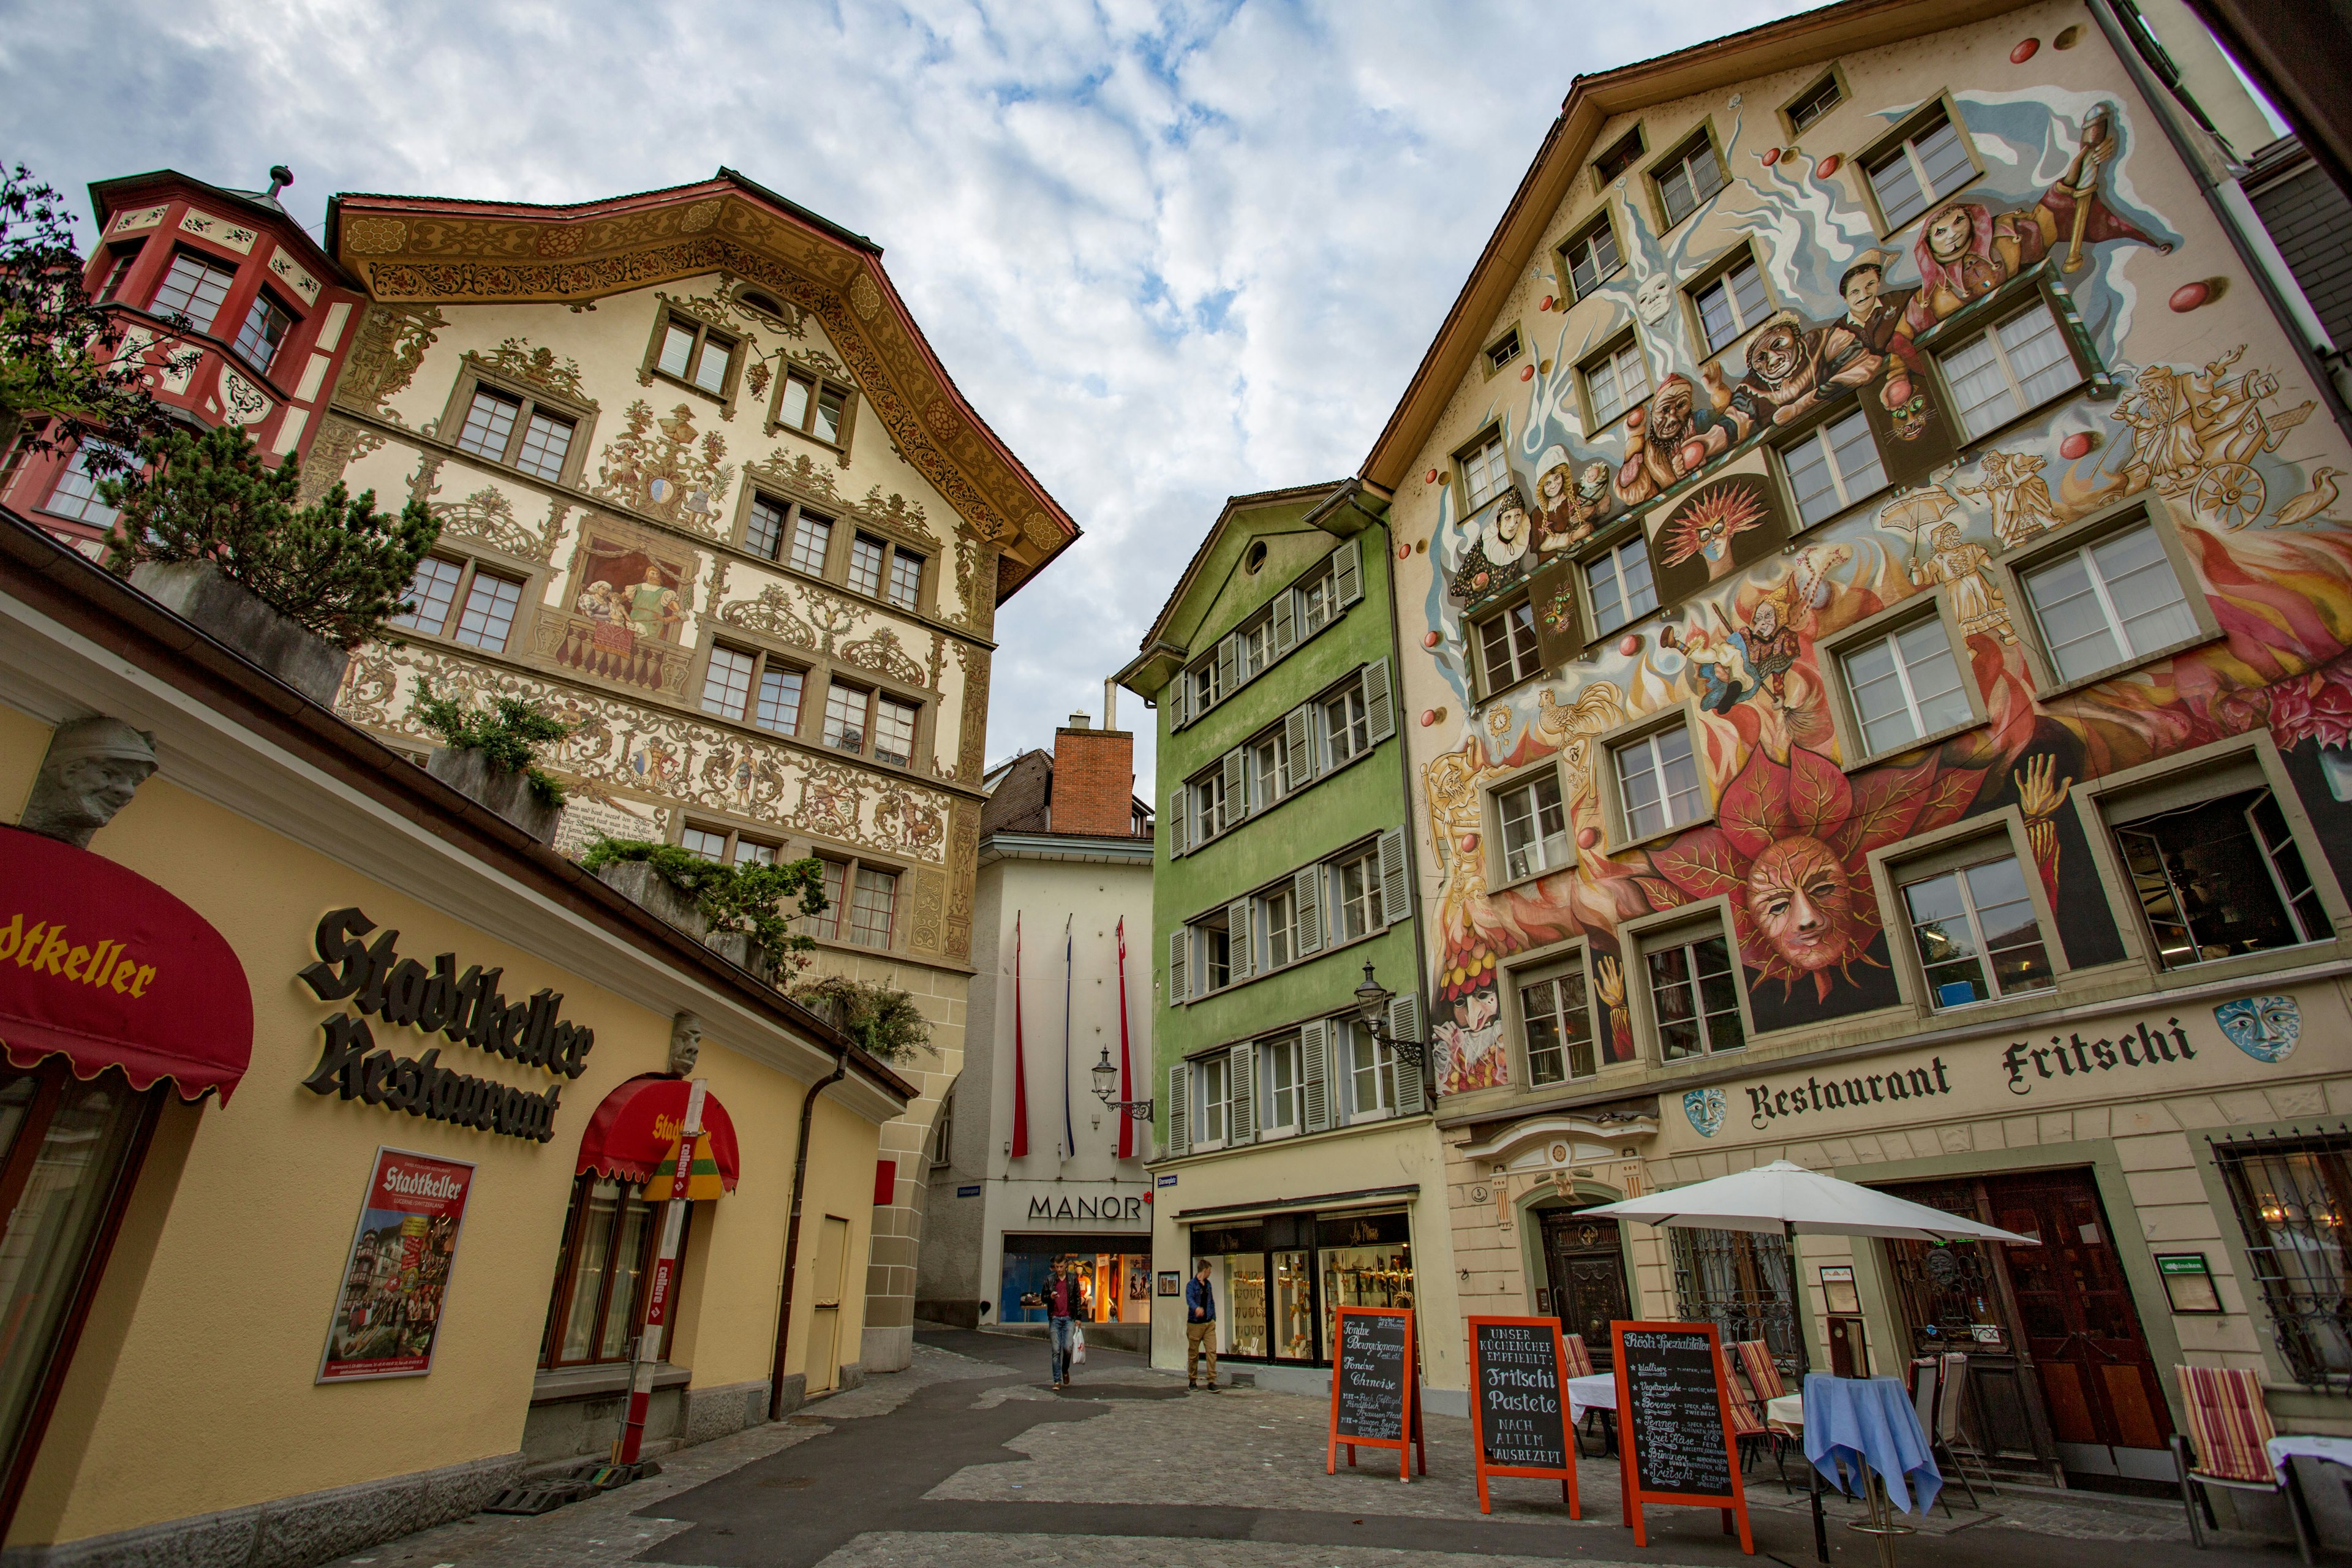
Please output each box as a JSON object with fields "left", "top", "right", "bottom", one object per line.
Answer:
{"left": 1580, "top": 1159, "right": 2038, "bottom": 1559}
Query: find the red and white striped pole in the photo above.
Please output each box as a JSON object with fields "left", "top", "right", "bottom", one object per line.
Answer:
{"left": 616, "top": 1077, "right": 705, "bottom": 1468}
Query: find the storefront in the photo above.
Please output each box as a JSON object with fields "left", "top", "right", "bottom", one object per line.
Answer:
{"left": 1187, "top": 1207, "right": 1416, "bottom": 1365}
{"left": 995, "top": 1231, "right": 1153, "bottom": 1340}
{"left": 0, "top": 518, "right": 914, "bottom": 1563}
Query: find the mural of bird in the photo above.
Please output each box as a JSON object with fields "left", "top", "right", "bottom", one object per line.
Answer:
{"left": 2271, "top": 467, "right": 2343, "bottom": 528}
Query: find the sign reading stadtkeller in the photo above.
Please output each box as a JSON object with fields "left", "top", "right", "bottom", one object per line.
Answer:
{"left": 318, "top": 1147, "right": 474, "bottom": 1382}
{"left": 296, "top": 907, "right": 591, "bottom": 1142}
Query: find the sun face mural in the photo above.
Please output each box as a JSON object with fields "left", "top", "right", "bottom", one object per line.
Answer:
{"left": 1412, "top": 77, "right": 2352, "bottom": 1096}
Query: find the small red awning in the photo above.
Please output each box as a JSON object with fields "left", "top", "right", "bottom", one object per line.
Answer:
{"left": 576, "top": 1074, "right": 741, "bottom": 1194}
{"left": 0, "top": 826, "right": 254, "bottom": 1103}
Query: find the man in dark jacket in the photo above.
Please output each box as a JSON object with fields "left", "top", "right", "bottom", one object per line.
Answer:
{"left": 1185, "top": 1259, "right": 1218, "bottom": 1391}
{"left": 1046, "top": 1259, "right": 1088, "bottom": 1390}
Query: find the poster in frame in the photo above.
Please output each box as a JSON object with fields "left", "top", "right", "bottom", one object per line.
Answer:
{"left": 317, "top": 1147, "right": 476, "bottom": 1383}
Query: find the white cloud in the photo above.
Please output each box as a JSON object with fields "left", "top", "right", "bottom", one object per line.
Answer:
{"left": 0, "top": 0, "right": 1814, "bottom": 787}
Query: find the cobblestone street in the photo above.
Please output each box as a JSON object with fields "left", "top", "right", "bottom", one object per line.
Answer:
{"left": 339, "top": 1330, "right": 2290, "bottom": 1568}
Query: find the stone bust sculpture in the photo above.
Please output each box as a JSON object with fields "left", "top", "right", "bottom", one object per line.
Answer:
{"left": 19, "top": 717, "right": 159, "bottom": 848}
{"left": 668, "top": 1011, "right": 703, "bottom": 1077}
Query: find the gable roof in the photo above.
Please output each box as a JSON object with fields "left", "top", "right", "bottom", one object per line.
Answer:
{"left": 323, "top": 168, "right": 1079, "bottom": 602}
{"left": 88, "top": 168, "right": 358, "bottom": 293}
{"left": 1119, "top": 480, "right": 1348, "bottom": 688}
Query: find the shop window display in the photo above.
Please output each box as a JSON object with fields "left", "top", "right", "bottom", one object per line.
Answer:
{"left": 1189, "top": 1212, "right": 1409, "bottom": 1366}
{"left": 1316, "top": 1212, "right": 1414, "bottom": 1366}
{"left": 997, "top": 1242, "right": 1152, "bottom": 1326}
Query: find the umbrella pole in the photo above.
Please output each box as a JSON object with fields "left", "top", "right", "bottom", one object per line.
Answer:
{"left": 1790, "top": 1219, "right": 1830, "bottom": 1564}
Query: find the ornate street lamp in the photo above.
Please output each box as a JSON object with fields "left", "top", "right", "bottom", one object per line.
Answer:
{"left": 1090, "top": 1046, "right": 1153, "bottom": 1119}
{"left": 1352, "top": 959, "right": 1429, "bottom": 1068}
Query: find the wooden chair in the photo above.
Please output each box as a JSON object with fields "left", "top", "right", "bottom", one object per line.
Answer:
{"left": 1732, "top": 1340, "right": 1798, "bottom": 1490}
{"left": 2173, "top": 1365, "right": 2315, "bottom": 1564}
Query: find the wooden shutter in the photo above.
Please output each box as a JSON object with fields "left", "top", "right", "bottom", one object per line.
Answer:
{"left": 1221, "top": 748, "right": 1247, "bottom": 825}
{"left": 1273, "top": 589, "right": 1298, "bottom": 656}
{"left": 1283, "top": 704, "right": 1318, "bottom": 790}
{"left": 1377, "top": 827, "right": 1411, "bottom": 927}
{"left": 1168, "top": 785, "right": 1189, "bottom": 856}
{"left": 1229, "top": 1042, "right": 1255, "bottom": 1144}
{"left": 1216, "top": 634, "right": 1240, "bottom": 704}
{"left": 1332, "top": 537, "right": 1363, "bottom": 608}
{"left": 1167, "top": 928, "right": 1188, "bottom": 1006}
{"left": 1227, "top": 898, "right": 1254, "bottom": 982}
{"left": 1363, "top": 658, "right": 1395, "bottom": 745}
{"left": 1389, "top": 993, "right": 1427, "bottom": 1115}
{"left": 1167, "top": 1063, "right": 1190, "bottom": 1156}
{"left": 1300, "top": 1019, "right": 1330, "bottom": 1133}
{"left": 1170, "top": 671, "right": 1191, "bottom": 730}
{"left": 1292, "top": 864, "right": 1324, "bottom": 957}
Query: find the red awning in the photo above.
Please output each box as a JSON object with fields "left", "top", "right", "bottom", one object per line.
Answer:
{"left": 576, "top": 1074, "right": 741, "bottom": 1194}
{"left": 0, "top": 826, "right": 254, "bottom": 1103}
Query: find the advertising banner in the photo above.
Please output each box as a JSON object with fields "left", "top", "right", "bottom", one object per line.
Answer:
{"left": 318, "top": 1147, "right": 475, "bottom": 1382}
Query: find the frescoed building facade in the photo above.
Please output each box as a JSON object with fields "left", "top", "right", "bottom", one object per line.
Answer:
{"left": 306, "top": 172, "right": 1079, "bottom": 1378}
{"left": 1120, "top": 483, "right": 1466, "bottom": 1405}
{"left": 1366, "top": 0, "right": 2352, "bottom": 1484}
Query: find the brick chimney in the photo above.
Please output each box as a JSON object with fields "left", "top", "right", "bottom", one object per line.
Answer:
{"left": 1050, "top": 712, "right": 1135, "bottom": 837}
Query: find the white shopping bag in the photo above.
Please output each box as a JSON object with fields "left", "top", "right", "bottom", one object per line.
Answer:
{"left": 1072, "top": 1324, "right": 1087, "bottom": 1365}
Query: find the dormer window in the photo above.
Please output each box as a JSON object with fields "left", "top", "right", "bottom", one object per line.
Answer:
{"left": 149, "top": 250, "right": 236, "bottom": 334}
{"left": 233, "top": 290, "right": 295, "bottom": 376}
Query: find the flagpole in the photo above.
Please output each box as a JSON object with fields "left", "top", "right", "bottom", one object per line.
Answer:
{"left": 617, "top": 1077, "right": 704, "bottom": 1468}
{"left": 1115, "top": 918, "right": 1133, "bottom": 1161}
{"left": 1011, "top": 913, "right": 1028, "bottom": 1158}
{"left": 1061, "top": 914, "right": 1076, "bottom": 1161}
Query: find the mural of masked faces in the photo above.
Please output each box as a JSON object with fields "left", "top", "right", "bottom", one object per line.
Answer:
{"left": 1881, "top": 373, "right": 1931, "bottom": 440}
{"left": 2213, "top": 993, "right": 2299, "bottom": 1062}
{"left": 1925, "top": 204, "right": 1975, "bottom": 264}
{"left": 1745, "top": 836, "right": 1855, "bottom": 974}
{"left": 1486, "top": 499, "right": 1532, "bottom": 565}
{"left": 1649, "top": 379, "right": 1695, "bottom": 447}
{"left": 1841, "top": 266, "right": 1884, "bottom": 322}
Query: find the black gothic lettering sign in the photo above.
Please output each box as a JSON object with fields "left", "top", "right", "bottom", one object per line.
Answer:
{"left": 1325, "top": 1306, "right": 1425, "bottom": 1480}
{"left": 1468, "top": 1316, "right": 1579, "bottom": 1515}
{"left": 1613, "top": 1320, "right": 1752, "bottom": 1553}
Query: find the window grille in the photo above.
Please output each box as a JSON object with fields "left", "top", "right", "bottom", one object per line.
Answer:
{"left": 1670, "top": 1226, "right": 1797, "bottom": 1371}
{"left": 2214, "top": 1130, "right": 2352, "bottom": 1390}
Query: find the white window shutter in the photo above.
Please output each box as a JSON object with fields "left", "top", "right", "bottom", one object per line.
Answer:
{"left": 1273, "top": 589, "right": 1298, "bottom": 655}
{"left": 1167, "top": 928, "right": 1189, "bottom": 1006}
{"left": 1332, "top": 537, "right": 1363, "bottom": 608}
{"left": 1283, "top": 704, "right": 1318, "bottom": 790}
{"left": 1300, "top": 1019, "right": 1330, "bottom": 1133}
{"left": 1389, "top": 993, "right": 1426, "bottom": 1115}
{"left": 1229, "top": 1043, "right": 1255, "bottom": 1144}
{"left": 1170, "top": 673, "right": 1190, "bottom": 731}
{"left": 1221, "top": 748, "right": 1247, "bottom": 824}
{"left": 1216, "top": 635, "right": 1240, "bottom": 703}
{"left": 1378, "top": 827, "right": 1411, "bottom": 927}
{"left": 1167, "top": 1063, "right": 1190, "bottom": 1156}
{"left": 1363, "top": 658, "right": 1395, "bottom": 745}
{"left": 1227, "top": 898, "right": 1254, "bottom": 981}
{"left": 1292, "top": 865, "right": 1324, "bottom": 957}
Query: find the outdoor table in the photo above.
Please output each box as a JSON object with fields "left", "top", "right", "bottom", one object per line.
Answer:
{"left": 1567, "top": 1371, "right": 1618, "bottom": 1456}
{"left": 1767, "top": 1393, "right": 1803, "bottom": 1431}
{"left": 1802, "top": 1375, "right": 1942, "bottom": 1568}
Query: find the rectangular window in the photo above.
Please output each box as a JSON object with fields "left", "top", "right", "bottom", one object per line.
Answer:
{"left": 1242, "top": 617, "right": 1273, "bottom": 679}
{"left": 1901, "top": 852, "right": 2054, "bottom": 1008}
{"left": 1262, "top": 886, "right": 1296, "bottom": 969}
{"left": 1786, "top": 73, "right": 1842, "bottom": 134}
{"left": 777, "top": 369, "right": 853, "bottom": 445}
{"left": 1669, "top": 1227, "right": 1796, "bottom": 1368}
{"left": 887, "top": 549, "right": 924, "bottom": 611}
{"left": 1348, "top": 1022, "right": 1399, "bottom": 1118}
{"left": 2113, "top": 785, "right": 2326, "bottom": 968}
{"left": 848, "top": 533, "right": 887, "bottom": 598}
{"left": 541, "top": 1174, "right": 687, "bottom": 1368}
{"left": 1783, "top": 407, "right": 1888, "bottom": 527}
{"left": 654, "top": 317, "right": 735, "bottom": 398}
{"left": 1565, "top": 219, "right": 1623, "bottom": 301}
{"left": 1461, "top": 431, "right": 1512, "bottom": 510}
{"left": 1262, "top": 1033, "right": 1303, "bottom": 1132}
{"left": 148, "top": 249, "right": 235, "bottom": 333}
{"left": 453, "top": 570, "right": 522, "bottom": 651}
{"left": 456, "top": 388, "right": 521, "bottom": 462}
{"left": 1647, "top": 929, "right": 1744, "bottom": 1060}
{"left": 1940, "top": 301, "right": 2079, "bottom": 440}
{"left": 1520, "top": 966, "right": 1597, "bottom": 1086}
{"left": 96, "top": 247, "right": 137, "bottom": 302}
{"left": 848, "top": 866, "right": 897, "bottom": 948}
{"left": 681, "top": 825, "right": 730, "bottom": 862}
{"left": 1866, "top": 106, "right": 1975, "bottom": 231}
{"left": 2021, "top": 522, "right": 2196, "bottom": 682}
{"left": 809, "top": 860, "right": 848, "bottom": 941}
{"left": 814, "top": 385, "right": 847, "bottom": 442}
{"left": 1842, "top": 617, "right": 1970, "bottom": 755}
{"left": 823, "top": 682, "right": 870, "bottom": 755}
{"left": 701, "top": 644, "right": 755, "bottom": 720}
{"left": 42, "top": 444, "right": 124, "bottom": 526}
{"left": 873, "top": 696, "right": 919, "bottom": 767}
{"left": 1583, "top": 338, "right": 1649, "bottom": 429}
{"left": 233, "top": 290, "right": 294, "bottom": 375}
{"left": 1477, "top": 599, "right": 1542, "bottom": 692}
{"left": 1336, "top": 850, "right": 1379, "bottom": 940}
{"left": 756, "top": 665, "right": 805, "bottom": 734}
{"left": 1191, "top": 658, "right": 1221, "bottom": 716}
{"left": 1693, "top": 255, "right": 1768, "bottom": 355}
{"left": 455, "top": 385, "right": 575, "bottom": 482}
{"left": 1197, "top": 916, "right": 1232, "bottom": 992}
{"left": 731, "top": 837, "right": 778, "bottom": 866}
{"left": 1324, "top": 680, "right": 1370, "bottom": 765}
{"left": 1485, "top": 329, "right": 1523, "bottom": 374}
{"left": 1586, "top": 537, "right": 1657, "bottom": 635}
{"left": 388, "top": 555, "right": 464, "bottom": 634}
{"left": 1298, "top": 571, "right": 1336, "bottom": 635}
{"left": 1498, "top": 772, "right": 1569, "bottom": 882}
{"left": 513, "top": 408, "right": 575, "bottom": 482}
{"left": 745, "top": 494, "right": 787, "bottom": 560}
{"left": 1594, "top": 128, "right": 1645, "bottom": 185}
{"left": 1197, "top": 1054, "right": 1231, "bottom": 1144}
{"left": 1194, "top": 772, "right": 1230, "bottom": 838}
{"left": 1251, "top": 733, "right": 1284, "bottom": 810}
{"left": 788, "top": 511, "right": 834, "bottom": 577}
{"left": 1656, "top": 133, "right": 1726, "bottom": 227}
{"left": 2214, "top": 1134, "right": 2352, "bottom": 1390}
{"left": 1615, "top": 726, "right": 1704, "bottom": 840}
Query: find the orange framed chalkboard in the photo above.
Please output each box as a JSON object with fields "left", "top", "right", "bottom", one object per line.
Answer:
{"left": 1611, "top": 1319, "right": 1752, "bottom": 1553}
{"left": 1466, "top": 1315, "right": 1579, "bottom": 1516}
{"left": 1325, "top": 1305, "right": 1425, "bottom": 1481}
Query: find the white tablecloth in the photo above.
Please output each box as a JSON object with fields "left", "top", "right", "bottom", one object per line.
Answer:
{"left": 1567, "top": 1372, "right": 1617, "bottom": 1420}
{"left": 1767, "top": 1393, "right": 1804, "bottom": 1430}
{"left": 2269, "top": 1434, "right": 2352, "bottom": 1483}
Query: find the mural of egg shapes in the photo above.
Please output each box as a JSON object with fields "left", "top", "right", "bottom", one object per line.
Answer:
{"left": 2170, "top": 280, "right": 2214, "bottom": 313}
{"left": 1577, "top": 826, "right": 1600, "bottom": 850}
{"left": 1422, "top": 628, "right": 1442, "bottom": 648}
{"left": 1420, "top": 709, "right": 1439, "bottom": 727}
{"left": 1457, "top": 833, "right": 1480, "bottom": 855}
{"left": 1398, "top": 540, "right": 1412, "bottom": 560}
{"left": 1618, "top": 633, "right": 1642, "bottom": 656}
{"left": 1625, "top": 407, "right": 1645, "bottom": 434}
{"left": 1520, "top": 363, "right": 1536, "bottom": 382}
{"left": 1415, "top": 538, "right": 1429, "bottom": 554}
{"left": 1817, "top": 153, "right": 1842, "bottom": 178}
{"left": 1761, "top": 147, "right": 1781, "bottom": 167}
{"left": 1426, "top": 468, "right": 1439, "bottom": 484}
{"left": 2059, "top": 431, "right": 2095, "bottom": 461}
{"left": 2011, "top": 37, "right": 2040, "bottom": 62}
{"left": 2054, "top": 24, "right": 2081, "bottom": 47}
{"left": 1540, "top": 295, "right": 1556, "bottom": 312}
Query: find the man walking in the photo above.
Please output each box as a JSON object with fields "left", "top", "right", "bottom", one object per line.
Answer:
{"left": 1185, "top": 1259, "right": 1219, "bottom": 1391}
{"left": 1046, "top": 1259, "right": 1086, "bottom": 1390}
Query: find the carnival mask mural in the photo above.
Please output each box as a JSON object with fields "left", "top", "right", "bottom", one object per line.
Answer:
{"left": 1683, "top": 1086, "right": 1727, "bottom": 1139}
{"left": 2213, "top": 994, "right": 2299, "bottom": 1063}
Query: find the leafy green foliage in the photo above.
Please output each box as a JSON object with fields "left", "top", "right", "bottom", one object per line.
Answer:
{"left": 580, "top": 836, "right": 828, "bottom": 967}
{"left": 0, "top": 165, "right": 186, "bottom": 468}
{"left": 789, "top": 974, "right": 933, "bottom": 1065}
{"left": 412, "top": 685, "right": 572, "bottom": 807}
{"left": 101, "top": 423, "right": 439, "bottom": 647}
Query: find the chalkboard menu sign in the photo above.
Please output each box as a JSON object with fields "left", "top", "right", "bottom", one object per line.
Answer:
{"left": 1466, "top": 1316, "right": 1579, "bottom": 1517}
{"left": 1611, "top": 1320, "right": 1752, "bottom": 1554}
{"left": 1324, "top": 1306, "right": 1424, "bottom": 1480}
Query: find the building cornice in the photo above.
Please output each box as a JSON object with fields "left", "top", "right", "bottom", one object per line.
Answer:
{"left": 978, "top": 830, "right": 1156, "bottom": 867}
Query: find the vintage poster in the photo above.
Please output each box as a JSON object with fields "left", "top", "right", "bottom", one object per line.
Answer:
{"left": 318, "top": 1148, "right": 475, "bottom": 1382}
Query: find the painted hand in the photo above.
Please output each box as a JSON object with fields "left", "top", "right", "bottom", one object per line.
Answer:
{"left": 2015, "top": 752, "right": 2073, "bottom": 822}
{"left": 1594, "top": 954, "right": 1626, "bottom": 1012}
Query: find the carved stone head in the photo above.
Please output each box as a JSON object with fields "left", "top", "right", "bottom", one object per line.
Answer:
{"left": 668, "top": 1011, "right": 703, "bottom": 1076}
{"left": 20, "top": 717, "right": 158, "bottom": 848}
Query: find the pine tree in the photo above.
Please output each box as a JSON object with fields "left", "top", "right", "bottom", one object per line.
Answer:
{"left": 101, "top": 422, "right": 440, "bottom": 648}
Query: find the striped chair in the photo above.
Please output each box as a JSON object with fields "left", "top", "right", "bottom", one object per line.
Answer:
{"left": 2174, "top": 1364, "right": 2315, "bottom": 1563}
{"left": 1733, "top": 1340, "right": 1799, "bottom": 1488}
{"left": 1719, "top": 1344, "right": 1769, "bottom": 1474}
{"left": 1561, "top": 1334, "right": 1607, "bottom": 1454}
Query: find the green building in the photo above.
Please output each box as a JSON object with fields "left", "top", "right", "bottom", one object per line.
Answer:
{"left": 1117, "top": 480, "right": 1463, "bottom": 1406}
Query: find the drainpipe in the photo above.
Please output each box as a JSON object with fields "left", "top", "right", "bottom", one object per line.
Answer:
{"left": 769, "top": 1044, "right": 850, "bottom": 1420}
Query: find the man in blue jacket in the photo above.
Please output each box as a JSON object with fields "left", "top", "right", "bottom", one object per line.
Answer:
{"left": 1185, "top": 1259, "right": 1219, "bottom": 1391}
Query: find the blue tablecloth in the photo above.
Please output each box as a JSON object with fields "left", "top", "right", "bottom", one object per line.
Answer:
{"left": 1801, "top": 1374, "right": 1942, "bottom": 1515}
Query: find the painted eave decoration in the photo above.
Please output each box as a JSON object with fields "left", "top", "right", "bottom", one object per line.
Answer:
{"left": 324, "top": 170, "right": 1079, "bottom": 603}
{"left": 0, "top": 826, "right": 255, "bottom": 1103}
{"left": 576, "top": 1072, "right": 742, "bottom": 1194}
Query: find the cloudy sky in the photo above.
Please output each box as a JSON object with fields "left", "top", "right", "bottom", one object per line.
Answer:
{"left": 1, "top": 0, "right": 1822, "bottom": 784}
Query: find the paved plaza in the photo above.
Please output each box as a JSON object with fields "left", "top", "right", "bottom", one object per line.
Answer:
{"left": 345, "top": 1331, "right": 2282, "bottom": 1568}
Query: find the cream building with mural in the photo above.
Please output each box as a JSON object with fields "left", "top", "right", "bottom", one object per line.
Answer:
{"left": 1365, "top": 0, "right": 2352, "bottom": 1495}
{"left": 307, "top": 172, "right": 1078, "bottom": 1374}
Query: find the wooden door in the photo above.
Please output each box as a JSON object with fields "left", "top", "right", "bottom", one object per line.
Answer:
{"left": 807, "top": 1215, "right": 850, "bottom": 1393}
{"left": 1987, "top": 1169, "right": 2174, "bottom": 1477}
{"left": 1541, "top": 1208, "right": 1630, "bottom": 1371}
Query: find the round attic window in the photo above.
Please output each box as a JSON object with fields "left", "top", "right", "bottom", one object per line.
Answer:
{"left": 1245, "top": 541, "right": 1268, "bottom": 573}
{"left": 739, "top": 289, "right": 787, "bottom": 320}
